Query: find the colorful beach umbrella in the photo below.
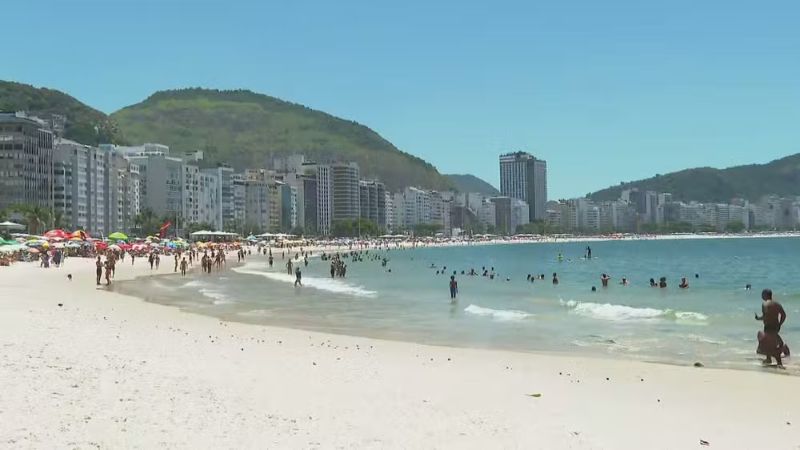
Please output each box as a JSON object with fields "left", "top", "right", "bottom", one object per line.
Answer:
{"left": 70, "top": 230, "right": 90, "bottom": 240}
{"left": 44, "top": 229, "right": 68, "bottom": 240}
{"left": 108, "top": 232, "right": 128, "bottom": 241}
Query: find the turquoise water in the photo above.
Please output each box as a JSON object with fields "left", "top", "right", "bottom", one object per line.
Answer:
{"left": 121, "top": 238, "right": 800, "bottom": 370}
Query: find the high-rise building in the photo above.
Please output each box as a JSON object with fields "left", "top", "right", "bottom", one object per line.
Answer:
{"left": 499, "top": 151, "right": 547, "bottom": 221}
{"left": 202, "top": 165, "right": 236, "bottom": 231}
{"left": 331, "top": 162, "right": 360, "bottom": 222}
{"left": 0, "top": 112, "right": 55, "bottom": 215}
{"left": 359, "top": 180, "right": 387, "bottom": 230}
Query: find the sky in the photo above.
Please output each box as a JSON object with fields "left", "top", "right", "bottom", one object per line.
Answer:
{"left": 4, "top": 0, "right": 799, "bottom": 198}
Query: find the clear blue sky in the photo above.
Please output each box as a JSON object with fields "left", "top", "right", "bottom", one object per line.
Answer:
{"left": 4, "top": 0, "right": 799, "bottom": 198}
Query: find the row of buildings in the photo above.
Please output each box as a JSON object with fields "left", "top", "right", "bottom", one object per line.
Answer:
{"left": 1, "top": 112, "right": 547, "bottom": 237}
{"left": 546, "top": 189, "right": 800, "bottom": 233}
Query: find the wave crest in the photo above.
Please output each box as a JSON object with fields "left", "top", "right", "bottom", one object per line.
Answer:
{"left": 464, "top": 304, "right": 533, "bottom": 321}
{"left": 560, "top": 300, "right": 708, "bottom": 323}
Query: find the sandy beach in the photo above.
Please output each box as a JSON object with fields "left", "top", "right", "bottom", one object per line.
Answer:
{"left": 2, "top": 255, "right": 799, "bottom": 449}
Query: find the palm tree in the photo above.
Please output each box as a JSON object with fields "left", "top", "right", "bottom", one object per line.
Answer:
{"left": 12, "top": 204, "right": 52, "bottom": 235}
{"left": 134, "top": 208, "right": 160, "bottom": 236}
{"left": 52, "top": 210, "right": 67, "bottom": 230}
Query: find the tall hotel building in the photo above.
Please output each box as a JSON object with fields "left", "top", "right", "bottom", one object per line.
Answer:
{"left": 499, "top": 151, "right": 547, "bottom": 221}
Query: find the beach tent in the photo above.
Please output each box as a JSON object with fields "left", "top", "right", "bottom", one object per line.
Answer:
{"left": 0, "top": 221, "right": 25, "bottom": 231}
{"left": 108, "top": 232, "right": 128, "bottom": 241}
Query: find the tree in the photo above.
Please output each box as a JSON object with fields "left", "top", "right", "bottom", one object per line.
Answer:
{"left": 134, "top": 208, "right": 161, "bottom": 236}
{"left": 331, "top": 218, "right": 380, "bottom": 237}
{"left": 726, "top": 221, "right": 746, "bottom": 233}
{"left": 11, "top": 204, "right": 51, "bottom": 235}
{"left": 52, "top": 210, "right": 67, "bottom": 230}
{"left": 412, "top": 223, "right": 443, "bottom": 237}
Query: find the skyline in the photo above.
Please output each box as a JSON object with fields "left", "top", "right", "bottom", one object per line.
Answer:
{"left": 4, "top": 0, "right": 799, "bottom": 198}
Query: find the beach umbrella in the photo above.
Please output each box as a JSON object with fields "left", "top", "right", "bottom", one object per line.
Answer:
{"left": 0, "top": 221, "right": 25, "bottom": 231}
{"left": 108, "top": 244, "right": 122, "bottom": 251}
{"left": 0, "top": 243, "right": 25, "bottom": 253}
{"left": 70, "top": 230, "right": 90, "bottom": 240}
{"left": 27, "top": 247, "right": 41, "bottom": 254}
{"left": 44, "top": 229, "right": 68, "bottom": 240}
{"left": 65, "top": 241, "right": 82, "bottom": 249}
{"left": 108, "top": 232, "right": 128, "bottom": 241}
{"left": 0, "top": 237, "right": 16, "bottom": 245}
{"left": 95, "top": 241, "right": 108, "bottom": 250}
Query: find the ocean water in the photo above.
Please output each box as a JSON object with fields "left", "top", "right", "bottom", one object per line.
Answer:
{"left": 118, "top": 238, "right": 800, "bottom": 370}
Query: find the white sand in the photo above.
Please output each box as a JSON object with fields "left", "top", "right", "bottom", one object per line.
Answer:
{"left": 1, "top": 256, "right": 799, "bottom": 449}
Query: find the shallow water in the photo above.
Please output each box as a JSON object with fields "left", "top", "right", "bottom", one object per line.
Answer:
{"left": 118, "top": 238, "right": 800, "bottom": 370}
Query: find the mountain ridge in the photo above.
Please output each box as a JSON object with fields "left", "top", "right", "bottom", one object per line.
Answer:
{"left": 445, "top": 174, "right": 499, "bottom": 195}
{"left": 110, "top": 88, "right": 453, "bottom": 191}
{"left": 0, "top": 80, "right": 125, "bottom": 145}
{"left": 589, "top": 153, "right": 800, "bottom": 203}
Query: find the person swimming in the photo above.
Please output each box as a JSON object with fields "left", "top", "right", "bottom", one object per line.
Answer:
{"left": 679, "top": 277, "right": 689, "bottom": 289}
{"left": 552, "top": 273, "right": 559, "bottom": 285}
{"left": 659, "top": 277, "right": 667, "bottom": 288}
{"left": 620, "top": 277, "right": 629, "bottom": 286}
{"left": 649, "top": 278, "right": 657, "bottom": 287}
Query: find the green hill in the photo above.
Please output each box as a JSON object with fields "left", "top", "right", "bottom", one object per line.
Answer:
{"left": 0, "top": 80, "right": 125, "bottom": 145}
{"left": 445, "top": 174, "right": 499, "bottom": 195}
{"left": 589, "top": 154, "right": 800, "bottom": 203}
{"left": 111, "top": 88, "right": 452, "bottom": 191}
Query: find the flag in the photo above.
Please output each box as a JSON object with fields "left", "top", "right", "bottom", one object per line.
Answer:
{"left": 159, "top": 221, "right": 172, "bottom": 238}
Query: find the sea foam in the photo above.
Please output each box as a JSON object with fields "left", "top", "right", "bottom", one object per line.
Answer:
{"left": 464, "top": 304, "right": 533, "bottom": 321}
{"left": 233, "top": 265, "right": 377, "bottom": 298}
{"left": 560, "top": 299, "right": 708, "bottom": 323}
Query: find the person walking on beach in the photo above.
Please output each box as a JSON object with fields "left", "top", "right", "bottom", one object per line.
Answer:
{"left": 449, "top": 275, "right": 458, "bottom": 301}
{"left": 95, "top": 256, "right": 103, "bottom": 286}
{"left": 287, "top": 259, "right": 293, "bottom": 275}
{"left": 180, "top": 257, "right": 188, "bottom": 277}
{"left": 155, "top": 254, "right": 161, "bottom": 270}
{"left": 268, "top": 254, "right": 274, "bottom": 268}
{"left": 294, "top": 267, "right": 302, "bottom": 287}
{"left": 755, "top": 289, "right": 790, "bottom": 368}
{"left": 174, "top": 254, "right": 179, "bottom": 272}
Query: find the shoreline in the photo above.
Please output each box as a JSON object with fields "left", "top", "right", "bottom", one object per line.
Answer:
{"left": 2, "top": 256, "right": 800, "bottom": 448}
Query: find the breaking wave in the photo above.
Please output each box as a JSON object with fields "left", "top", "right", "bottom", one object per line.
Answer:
{"left": 560, "top": 300, "right": 708, "bottom": 323}
{"left": 464, "top": 304, "right": 533, "bottom": 321}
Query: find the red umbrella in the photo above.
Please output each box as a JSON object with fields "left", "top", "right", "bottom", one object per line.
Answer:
{"left": 94, "top": 241, "right": 108, "bottom": 250}
{"left": 118, "top": 243, "right": 132, "bottom": 251}
{"left": 44, "top": 229, "right": 68, "bottom": 240}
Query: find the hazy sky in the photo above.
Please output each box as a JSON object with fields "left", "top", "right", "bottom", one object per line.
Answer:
{"left": 4, "top": 0, "right": 799, "bottom": 198}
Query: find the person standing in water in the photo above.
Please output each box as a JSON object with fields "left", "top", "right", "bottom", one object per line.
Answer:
{"left": 294, "top": 267, "right": 302, "bottom": 287}
{"left": 601, "top": 273, "right": 610, "bottom": 287}
{"left": 449, "top": 275, "right": 458, "bottom": 301}
{"left": 755, "top": 289, "right": 789, "bottom": 368}
{"left": 586, "top": 246, "right": 592, "bottom": 259}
